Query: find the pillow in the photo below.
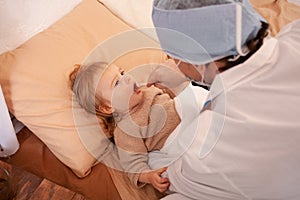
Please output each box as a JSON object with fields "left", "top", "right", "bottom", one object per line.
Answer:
{"left": 0, "top": 0, "right": 82, "bottom": 54}
{"left": 98, "top": 0, "right": 159, "bottom": 42}
{"left": 250, "top": 0, "right": 300, "bottom": 35}
{"left": 99, "top": 0, "right": 300, "bottom": 37}
{"left": 98, "top": 0, "right": 154, "bottom": 29}
{"left": 0, "top": 0, "right": 166, "bottom": 177}
{"left": 288, "top": 0, "right": 300, "bottom": 6}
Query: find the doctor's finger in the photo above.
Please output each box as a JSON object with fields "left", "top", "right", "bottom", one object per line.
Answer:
{"left": 148, "top": 65, "right": 185, "bottom": 86}
{"left": 156, "top": 182, "right": 170, "bottom": 193}
{"left": 147, "top": 65, "right": 164, "bottom": 85}
{"left": 157, "top": 166, "right": 168, "bottom": 174}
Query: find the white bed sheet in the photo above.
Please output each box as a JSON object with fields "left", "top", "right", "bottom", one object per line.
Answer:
{"left": 0, "top": 0, "right": 82, "bottom": 54}
{"left": 288, "top": 0, "right": 300, "bottom": 6}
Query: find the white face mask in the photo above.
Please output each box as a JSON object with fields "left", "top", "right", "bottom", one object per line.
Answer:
{"left": 194, "top": 64, "right": 211, "bottom": 88}
{"left": 176, "top": 60, "right": 212, "bottom": 89}
{"left": 235, "top": 3, "right": 250, "bottom": 56}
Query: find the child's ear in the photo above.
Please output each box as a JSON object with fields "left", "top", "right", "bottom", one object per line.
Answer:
{"left": 98, "top": 104, "right": 113, "bottom": 115}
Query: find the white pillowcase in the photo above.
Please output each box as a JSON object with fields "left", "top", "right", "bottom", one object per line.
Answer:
{"left": 98, "top": 0, "right": 154, "bottom": 28}
{"left": 98, "top": 0, "right": 159, "bottom": 43}
{"left": 288, "top": 0, "right": 300, "bottom": 6}
{"left": 0, "top": 0, "right": 82, "bottom": 54}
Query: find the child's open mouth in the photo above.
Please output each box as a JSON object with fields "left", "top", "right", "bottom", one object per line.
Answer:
{"left": 134, "top": 83, "right": 141, "bottom": 94}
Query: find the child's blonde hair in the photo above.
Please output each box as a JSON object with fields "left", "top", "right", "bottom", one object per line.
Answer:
{"left": 69, "top": 62, "right": 115, "bottom": 135}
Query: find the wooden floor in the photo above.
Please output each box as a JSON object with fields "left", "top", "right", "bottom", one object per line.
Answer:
{"left": 0, "top": 160, "right": 86, "bottom": 200}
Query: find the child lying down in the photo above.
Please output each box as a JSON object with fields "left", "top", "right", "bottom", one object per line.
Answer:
{"left": 69, "top": 60, "right": 208, "bottom": 193}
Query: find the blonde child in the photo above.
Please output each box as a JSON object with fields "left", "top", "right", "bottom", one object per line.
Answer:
{"left": 69, "top": 61, "right": 208, "bottom": 193}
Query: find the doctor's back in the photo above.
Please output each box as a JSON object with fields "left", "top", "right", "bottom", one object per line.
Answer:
{"left": 193, "top": 19, "right": 300, "bottom": 199}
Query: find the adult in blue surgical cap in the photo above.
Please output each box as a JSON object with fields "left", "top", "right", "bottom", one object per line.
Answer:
{"left": 147, "top": 0, "right": 300, "bottom": 199}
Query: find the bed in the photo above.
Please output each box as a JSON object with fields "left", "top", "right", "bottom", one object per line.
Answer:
{"left": 0, "top": 0, "right": 299, "bottom": 199}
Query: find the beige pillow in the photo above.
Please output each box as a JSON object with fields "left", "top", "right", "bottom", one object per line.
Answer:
{"left": 0, "top": 0, "right": 165, "bottom": 177}
{"left": 250, "top": 0, "right": 300, "bottom": 36}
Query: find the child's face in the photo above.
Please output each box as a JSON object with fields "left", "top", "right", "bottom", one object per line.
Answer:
{"left": 96, "top": 64, "right": 143, "bottom": 114}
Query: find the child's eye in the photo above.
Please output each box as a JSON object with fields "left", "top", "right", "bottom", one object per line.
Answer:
{"left": 114, "top": 80, "right": 119, "bottom": 87}
{"left": 114, "top": 70, "right": 124, "bottom": 87}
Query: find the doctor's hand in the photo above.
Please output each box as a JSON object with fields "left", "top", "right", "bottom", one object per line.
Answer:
{"left": 139, "top": 167, "right": 170, "bottom": 193}
{"left": 147, "top": 59, "right": 189, "bottom": 97}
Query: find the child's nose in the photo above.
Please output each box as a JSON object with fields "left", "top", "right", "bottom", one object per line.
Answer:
{"left": 122, "top": 75, "right": 130, "bottom": 84}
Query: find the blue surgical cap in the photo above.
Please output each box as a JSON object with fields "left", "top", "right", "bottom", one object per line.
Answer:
{"left": 152, "top": 0, "right": 266, "bottom": 64}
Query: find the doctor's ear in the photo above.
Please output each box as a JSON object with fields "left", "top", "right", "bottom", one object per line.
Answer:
{"left": 98, "top": 104, "right": 113, "bottom": 115}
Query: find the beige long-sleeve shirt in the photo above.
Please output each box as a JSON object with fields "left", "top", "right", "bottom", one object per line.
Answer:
{"left": 114, "top": 85, "right": 181, "bottom": 187}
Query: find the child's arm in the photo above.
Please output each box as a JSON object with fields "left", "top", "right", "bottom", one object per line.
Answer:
{"left": 139, "top": 167, "right": 170, "bottom": 193}
{"left": 116, "top": 142, "right": 170, "bottom": 192}
{"left": 115, "top": 126, "right": 165, "bottom": 189}
{"left": 115, "top": 126, "right": 170, "bottom": 192}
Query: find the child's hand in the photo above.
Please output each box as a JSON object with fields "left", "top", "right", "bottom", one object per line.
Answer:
{"left": 139, "top": 167, "right": 170, "bottom": 193}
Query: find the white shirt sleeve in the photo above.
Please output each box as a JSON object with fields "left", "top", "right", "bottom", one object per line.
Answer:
{"left": 163, "top": 83, "right": 208, "bottom": 150}
{"left": 174, "top": 82, "right": 209, "bottom": 120}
